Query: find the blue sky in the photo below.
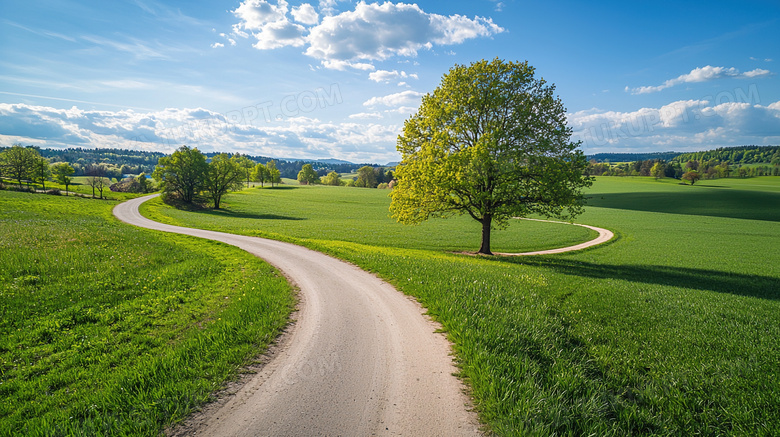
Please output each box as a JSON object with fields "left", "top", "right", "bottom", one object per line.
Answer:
{"left": 1, "top": 0, "right": 778, "bottom": 163}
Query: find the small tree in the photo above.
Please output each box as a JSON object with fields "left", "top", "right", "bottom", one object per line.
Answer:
{"left": 33, "top": 156, "right": 51, "bottom": 190}
{"left": 252, "top": 162, "right": 269, "bottom": 187}
{"left": 682, "top": 170, "right": 701, "bottom": 185}
{"left": 51, "top": 162, "right": 75, "bottom": 195}
{"left": 651, "top": 162, "right": 665, "bottom": 180}
{"left": 266, "top": 160, "right": 281, "bottom": 187}
{"left": 86, "top": 164, "right": 109, "bottom": 199}
{"left": 152, "top": 145, "right": 208, "bottom": 203}
{"left": 234, "top": 155, "right": 256, "bottom": 188}
{"left": 203, "top": 154, "right": 243, "bottom": 209}
{"left": 390, "top": 58, "right": 591, "bottom": 255}
{"left": 355, "top": 166, "right": 377, "bottom": 188}
{"left": 297, "top": 163, "right": 320, "bottom": 185}
{"left": 322, "top": 171, "right": 343, "bottom": 186}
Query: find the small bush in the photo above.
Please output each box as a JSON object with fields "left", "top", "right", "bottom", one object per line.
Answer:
{"left": 46, "top": 189, "right": 62, "bottom": 196}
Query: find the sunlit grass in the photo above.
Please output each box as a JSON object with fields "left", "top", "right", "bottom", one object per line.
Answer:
{"left": 0, "top": 191, "right": 294, "bottom": 436}
{"left": 141, "top": 178, "right": 780, "bottom": 435}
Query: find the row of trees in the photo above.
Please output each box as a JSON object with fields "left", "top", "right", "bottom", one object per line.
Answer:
{"left": 298, "top": 164, "right": 395, "bottom": 188}
{"left": 152, "top": 146, "right": 283, "bottom": 209}
{"left": 588, "top": 157, "right": 779, "bottom": 180}
{"left": 0, "top": 144, "right": 151, "bottom": 198}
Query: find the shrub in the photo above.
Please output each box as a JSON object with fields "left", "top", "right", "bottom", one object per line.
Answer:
{"left": 46, "top": 189, "right": 62, "bottom": 196}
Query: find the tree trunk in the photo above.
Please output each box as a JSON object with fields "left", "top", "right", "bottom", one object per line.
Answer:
{"left": 478, "top": 214, "right": 493, "bottom": 255}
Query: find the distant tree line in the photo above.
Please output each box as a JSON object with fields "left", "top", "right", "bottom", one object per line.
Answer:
{"left": 298, "top": 164, "right": 395, "bottom": 188}
{"left": 670, "top": 145, "right": 780, "bottom": 166}
{"left": 0, "top": 144, "right": 154, "bottom": 198}
{"left": 586, "top": 145, "right": 780, "bottom": 181}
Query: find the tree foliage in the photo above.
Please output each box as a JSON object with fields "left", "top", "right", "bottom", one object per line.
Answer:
{"left": 682, "top": 170, "right": 701, "bottom": 185}
{"left": 0, "top": 144, "right": 40, "bottom": 187}
{"left": 50, "top": 162, "right": 75, "bottom": 195}
{"left": 152, "top": 146, "right": 208, "bottom": 203}
{"left": 203, "top": 154, "right": 243, "bottom": 209}
{"left": 265, "top": 160, "right": 281, "bottom": 187}
{"left": 355, "top": 166, "right": 378, "bottom": 188}
{"left": 390, "top": 58, "right": 592, "bottom": 255}
{"left": 322, "top": 171, "right": 343, "bottom": 186}
{"left": 297, "top": 163, "right": 320, "bottom": 185}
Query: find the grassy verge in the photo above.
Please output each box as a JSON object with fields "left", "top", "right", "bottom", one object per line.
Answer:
{"left": 0, "top": 191, "right": 294, "bottom": 436}
{"left": 140, "top": 178, "right": 780, "bottom": 436}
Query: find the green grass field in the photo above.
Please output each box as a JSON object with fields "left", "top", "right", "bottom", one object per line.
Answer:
{"left": 141, "top": 176, "right": 780, "bottom": 436}
{"left": 0, "top": 191, "right": 294, "bottom": 436}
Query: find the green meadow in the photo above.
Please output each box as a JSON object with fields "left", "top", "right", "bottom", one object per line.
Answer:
{"left": 0, "top": 191, "right": 294, "bottom": 435}
{"left": 142, "top": 176, "right": 780, "bottom": 436}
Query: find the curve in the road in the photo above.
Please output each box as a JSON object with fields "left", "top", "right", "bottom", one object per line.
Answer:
{"left": 493, "top": 218, "right": 614, "bottom": 256}
{"left": 113, "top": 194, "right": 481, "bottom": 436}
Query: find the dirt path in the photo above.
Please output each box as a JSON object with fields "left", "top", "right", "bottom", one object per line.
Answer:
{"left": 494, "top": 218, "right": 614, "bottom": 256}
{"left": 113, "top": 195, "right": 481, "bottom": 436}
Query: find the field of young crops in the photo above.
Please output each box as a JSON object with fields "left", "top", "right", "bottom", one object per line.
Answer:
{"left": 0, "top": 191, "right": 294, "bottom": 435}
{"left": 141, "top": 176, "right": 780, "bottom": 436}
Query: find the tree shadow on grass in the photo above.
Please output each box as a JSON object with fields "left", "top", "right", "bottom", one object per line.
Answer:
{"left": 199, "top": 208, "right": 305, "bottom": 221}
{"left": 495, "top": 257, "right": 780, "bottom": 301}
{"left": 587, "top": 189, "right": 780, "bottom": 222}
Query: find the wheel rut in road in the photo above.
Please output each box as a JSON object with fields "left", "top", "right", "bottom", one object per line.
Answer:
{"left": 113, "top": 194, "right": 481, "bottom": 436}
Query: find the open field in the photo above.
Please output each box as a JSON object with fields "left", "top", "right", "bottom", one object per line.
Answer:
{"left": 142, "top": 177, "right": 780, "bottom": 435}
{"left": 140, "top": 185, "right": 597, "bottom": 253}
{"left": 0, "top": 191, "right": 294, "bottom": 435}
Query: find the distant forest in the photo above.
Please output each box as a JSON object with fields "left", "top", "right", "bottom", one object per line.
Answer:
{"left": 0, "top": 146, "right": 377, "bottom": 179}
{"left": 588, "top": 145, "right": 780, "bottom": 165}
{"left": 586, "top": 145, "right": 780, "bottom": 179}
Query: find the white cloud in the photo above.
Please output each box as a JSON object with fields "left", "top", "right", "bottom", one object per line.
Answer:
{"left": 211, "top": 42, "right": 225, "bottom": 48}
{"left": 305, "top": 2, "right": 503, "bottom": 68}
{"left": 629, "top": 65, "right": 775, "bottom": 94}
{"left": 568, "top": 98, "right": 780, "bottom": 153}
{"left": 363, "top": 90, "right": 424, "bottom": 107}
{"left": 368, "top": 69, "right": 418, "bottom": 83}
{"left": 292, "top": 3, "right": 319, "bottom": 25}
{"left": 251, "top": 20, "right": 307, "bottom": 49}
{"left": 228, "top": 1, "right": 503, "bottom": 70}
{"left": 348, "top": 112, "right": 383, "bottom": 119}
{"left": 232, "top": 0, "right": 289, "bottom": 30}
{"left": 0, "top": 103, "right": 400, "bottom": 162}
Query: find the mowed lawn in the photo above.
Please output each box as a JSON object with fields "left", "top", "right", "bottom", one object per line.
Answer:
{"left": 0, "top": 191, "right": 294, "bottom": 436}
{"left": 142, "top": 176, "right": 780, "bottom": 436}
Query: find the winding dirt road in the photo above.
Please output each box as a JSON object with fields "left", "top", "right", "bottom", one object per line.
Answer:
{"left": 113, "top": 195, "right": 482, "bottom": 436}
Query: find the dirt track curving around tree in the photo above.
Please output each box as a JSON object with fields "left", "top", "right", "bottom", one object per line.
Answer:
{"left": 113, "top": 194, "right": 481, "bottom": 436}
{"left": 493, "top": 218, "right": 614, "bottom": 256}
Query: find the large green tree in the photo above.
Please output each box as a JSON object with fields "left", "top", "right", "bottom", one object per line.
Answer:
{"left": 1, "top": 144, "right": 39, "bottom": 187}
{"left": 297, "top": 163, "right": 320, "bottom": 185}
{"left": 390, "top": 58, "right": 592, "bottom": 255}
{"left": 252, "top": 162, "right": 270, "bottom": 187}
{"left": 203, "top": 154, "right": 243, "bottom": 209}
{"left": 152, "top": 146, "right": 208, "bottom": 203}
{"left": 322, "top": 171, "right": 343, "bottom": 186}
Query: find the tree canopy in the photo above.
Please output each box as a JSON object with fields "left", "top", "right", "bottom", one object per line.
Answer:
{"left": 203, "top": 154, "right": 243, "bottom": 209}
{"left": 152, "top": 146, "right": 208, "bottom": 203}
{"left": 297, "top": 163, "right": 320, "bottom": 185}
{"left": 390, "top": 58, "right": 592, "bottom": 255}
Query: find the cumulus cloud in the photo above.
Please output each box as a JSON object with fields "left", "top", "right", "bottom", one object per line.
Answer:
{"left": 628, "top": 65, "right": 774, "bottom": 94}
{"left": 228, "top": 1, "right": 503, "bottom": 70}
{"left": 568, "top": 97, "right": 780, "bottom": 153}
{"left": 363, "top": 90, "right": 424, "bottom": 107}
{"left": 291, "top": 3, "right": 319, "bottom": 24}
{"left": 348, "top": 112, "right": 383, "bottom": 119}
{"left": 0, "top": 103, "right": 400, "bottom": 162}
{"left": 211, "top": 42, "right": 224, "bottom": 48}
{"left": 368, "top": 69, "right": 419, "bottom": 83}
